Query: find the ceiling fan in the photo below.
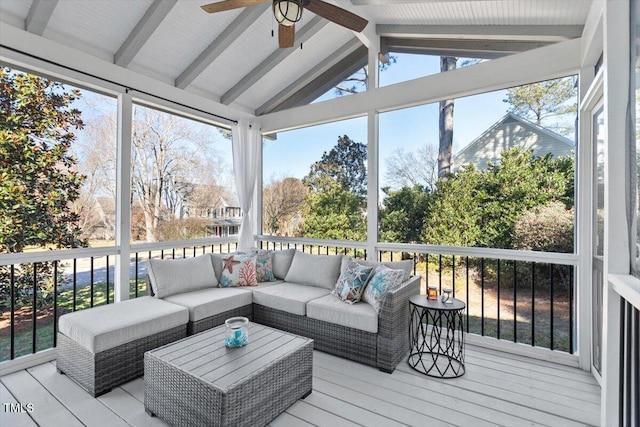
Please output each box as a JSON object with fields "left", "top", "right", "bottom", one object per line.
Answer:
{"left": 201, "top": 0, "right": 368, "bottom": 48}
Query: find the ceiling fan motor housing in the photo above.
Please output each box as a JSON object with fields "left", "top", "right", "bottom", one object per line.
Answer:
{"left": 273, "top": 0, "right": 309, "bottom": 26}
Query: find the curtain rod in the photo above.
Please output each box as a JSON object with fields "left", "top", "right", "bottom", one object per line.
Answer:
{"left": 0, "top": 44, "right": 238, "bottom": 125}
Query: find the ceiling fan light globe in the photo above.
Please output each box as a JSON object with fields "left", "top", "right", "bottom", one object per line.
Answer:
{"left": 273, "top": 0, "right": 303, "bottom": 26}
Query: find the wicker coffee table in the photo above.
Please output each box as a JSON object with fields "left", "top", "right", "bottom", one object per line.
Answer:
{"left": 144, "top": 322, "right": 313, "bottom": 427}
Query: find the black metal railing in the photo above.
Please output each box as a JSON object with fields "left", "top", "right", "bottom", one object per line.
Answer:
{"left": 620, "top": 299, "right": 639, "bottom": 426}
{"left": 1, "top": 238, "right": 238, "bottom": 362}
{"left": 257, "top": 236, "right": 577, "bottom": 353}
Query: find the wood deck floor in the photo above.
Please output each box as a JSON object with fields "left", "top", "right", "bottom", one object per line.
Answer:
{"left": 1, "top": 344, "right": 600, "bottom": 427}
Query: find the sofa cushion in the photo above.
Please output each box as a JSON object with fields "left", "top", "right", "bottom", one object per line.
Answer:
{"left": 255, "top": 249, "right": 276, "bottom": 282}
{"left": 285, "top": 252, "right": 342, "bottom": 289}
{"left": 362, "top": 265, "right": 405, "bottom": 313}
{"left": 331, "top": 260, "right": 373, "bottom": 304}
{"left": 58, "top": 296, "right": 188, "bottom": 353}
{"left": 147, "top": 255, "right": 217, "bottom": 298}
{"left": 219, "top": 252, "right": 258, "bottom": 287}
{"left": 341, "top": 257, "right": 414, "bottom": 282}
{"left": 272, "top": 249, "right": 296, "bottom": 279}
{"left": 252, "top": 283, "right": 330, "bottom": 316}
{"left": 163, "top": 287, "right": 253, "bottom": 322}
{"left": 307, "top": 294, "right": 378, "bottom": 333}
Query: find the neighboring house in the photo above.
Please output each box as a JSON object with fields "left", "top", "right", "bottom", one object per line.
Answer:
{"left": 452, "top": 113, "right": 574, "bottom": 171}
{"left": 170, "top": 179, "right": 242, "bottom": 237}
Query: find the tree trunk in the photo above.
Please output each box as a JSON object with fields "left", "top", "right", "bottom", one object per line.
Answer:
{"left": 438, "top": 56, "right": 457, "bottom": 178}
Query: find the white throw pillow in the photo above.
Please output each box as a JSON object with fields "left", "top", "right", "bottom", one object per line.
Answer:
{"left": 147, "top": 255, "right": 217, "bottom": 299}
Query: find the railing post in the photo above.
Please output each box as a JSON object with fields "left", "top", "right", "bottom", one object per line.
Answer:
{"left": 115, "top": 91, "right": 132, "bottom": 302}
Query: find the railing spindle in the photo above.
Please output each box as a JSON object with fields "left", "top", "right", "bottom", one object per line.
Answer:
{"left": 135, "top": 252, "right": 139, "bottom": 298}
{"left": 90, "top": 257, "right": 94, "bottom": 308}
{"left": 569, "top": 267, "right": 574, "bottom": 354}
{"left": 513, "top": 260, "right": 517, "bottom": 343}
{"left": 549, "top": 263, "right": 554, "bottom": 350}
{"left": 53, "top": 261, "right": 58, "bottom": 346}
{"left": 481, "top": 258, "right": 485, "bottom": 336}
{"left": 531, "top": 262, "right": 536, "bottom": 347}
{"left": 497, "top": 259, "right": 501, "bottom": 340}
{"left": 10, "top": 264, "right": 15, "bottom": 360}
{"left": 32, "top": 262, "right": 37, "bottom": 354}
{"left": 73, "top": 259, "right": 77, "bottom": 312}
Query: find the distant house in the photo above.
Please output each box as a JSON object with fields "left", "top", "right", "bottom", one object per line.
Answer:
{"left": 452, "top": 113, "right": 574, "bottom": 171}
{"left": 170, "top": 180, "right": 241, "bottom": 237}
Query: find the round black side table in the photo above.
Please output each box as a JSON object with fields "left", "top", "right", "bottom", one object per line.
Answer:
{"left": 408, "top": 294, "right": 466, "bottom": 378}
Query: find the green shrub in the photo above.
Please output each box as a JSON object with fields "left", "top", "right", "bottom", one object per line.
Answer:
{"left": 513, "top": 201, "right": 574, "bottom": 253}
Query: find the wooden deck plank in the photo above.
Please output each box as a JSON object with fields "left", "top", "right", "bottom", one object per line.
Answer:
{"left": 0, "top": 346, "right": 601, "bottom": 427}
{"left": 314, "top": 364, "right": 497, "bottom": 427}
{"left": 285, "top": 399, "right": 362, "bottom": 427}
{"left": 313, "top": 377, "right": 431, "bottom": 426}
{"left": 465, "top": 346, "right": 597, "bottom": 383}
{"left": 303, "top": 389, "right": 408, "bottom": 427}
{"left": 315, "top": 355, "right": 552, "bottom": 427}
{"left": 0, "top": 382, "right": 38, "bottom": 427}
{"left": 393, "top": 363, "right": 598, "bottom": 427}
{"left": 1, "top": 370, "right": 84, "bottom": 427}
{"left": 119, "top": 377, "right": 145, "bottom": 403}
{"left": 98, "top": 387, "right": 168, "bottom": 427}
{"left": 269, "top": 411, "right": 316, "bottom": 427}
{"left": 26, "top": 362, "right": 129, "bottom": 427}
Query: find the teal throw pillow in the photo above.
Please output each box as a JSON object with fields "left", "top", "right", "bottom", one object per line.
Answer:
{"left": 362, "top": 265, "right": 404, "bottom": 312}
{"left": 255, "top": 249, "right": 276, "bottom": 282}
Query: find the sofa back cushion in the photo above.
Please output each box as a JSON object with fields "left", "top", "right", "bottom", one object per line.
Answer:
{"left": 341, "top": 257, "right": 414, "bottom": 282}
{"left": 285, "top": 251, "right": 342, "bottom": 289}
{"left": 272, "top": 248, "right": 296, "bottom": 279}
{"left": 147, "top": 254, "right": 217, "bottom": 299}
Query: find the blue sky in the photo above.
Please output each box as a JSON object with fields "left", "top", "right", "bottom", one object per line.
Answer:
{"left": 263, "top": 53, "right": 509, "bottom": 187}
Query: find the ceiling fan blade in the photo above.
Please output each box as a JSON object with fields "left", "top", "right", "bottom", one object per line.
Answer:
{"left": 278, "top": 24, "right": 295, "bottom": 48}
{"left": 306, "top": 0, "right": 368, "bottom": 32}
{"left": 201, "top": 0, "right": 269, "bottom": 14}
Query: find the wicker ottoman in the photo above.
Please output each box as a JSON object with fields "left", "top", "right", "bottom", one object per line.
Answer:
{"left": 57, "top": 296, "right": 189, "bottom": 397}
{"left": 144, "top": 322, "right": 313, "bottom": 427}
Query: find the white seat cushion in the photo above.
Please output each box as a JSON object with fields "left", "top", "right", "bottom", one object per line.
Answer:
{"left": 163, "top": 287, "right": 253, "bottom": 322}
{"left": 307, "top": 294, "right": 378, "bottom": 333}
{"left": 58, "top": 296, "right": 188, "bottom": 353}
{"left": 252, "top": 283, "right": 330, "bottom": 316}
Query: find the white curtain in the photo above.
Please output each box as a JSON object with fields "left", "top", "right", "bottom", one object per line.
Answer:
{"left": 232, "top": 120, "right": 261, "bottom": 251}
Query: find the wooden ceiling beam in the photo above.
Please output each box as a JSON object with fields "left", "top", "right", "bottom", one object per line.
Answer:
{"left": 25, "top": 0, "right": 58, "bottom": 35}
{"left": 175, "top": 4, "right": 269, "bottom": 89}
{"left": 115, "top": 0, "right": 178, "bottom": 67}
{"left": 256, "top": 37, "right": 365, "bottom": 115}
{"left": 220, "top": 16, "right": 328, "bottom": 106}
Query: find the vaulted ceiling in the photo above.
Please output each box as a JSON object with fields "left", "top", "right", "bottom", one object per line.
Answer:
{"left": 0, "top": 1, "right": 593, "bottom": 117}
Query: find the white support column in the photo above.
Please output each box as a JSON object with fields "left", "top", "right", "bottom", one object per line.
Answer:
{"left": 576, "top": 64, "right": 596, "bottom": 372}
{"left": 365, "top": 29, "right": 380, "bottom": 261}
{"left": 254, "top": 133, "right": 264, "bottom": 246}
{"left": 115, "top": 91, "right": 133, "bottom": 302}
{"left": 601, "top": 0, "right": 630, "bottom": 424}
{"left": 366, "top": 109, "right": 379, "bottom": 260}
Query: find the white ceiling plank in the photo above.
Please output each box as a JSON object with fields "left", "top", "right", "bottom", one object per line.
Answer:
{"left": 175, "top": 4, "right": 269, "bottom": 90}
{"left": 256, "top": 37, "right": 364, "bottom": 115}
{"left": 114, "top": 0, "right": 178, "bottom": 67}
{"left": 377, "top": 24, "right": 584, "bottom": 41}
{"left": 25, "top": 0, "right": 58, "bottom": 35}
{"left": 220, "top": 16, "right": 329, "bottom": 106}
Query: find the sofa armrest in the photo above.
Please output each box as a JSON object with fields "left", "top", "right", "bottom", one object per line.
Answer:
{"left": 376, "top": 275, "right": 421, "bottom": 372}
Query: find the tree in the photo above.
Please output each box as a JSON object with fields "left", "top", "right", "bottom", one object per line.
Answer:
{"left": 379, "top": 186, "right": 431, "bottom": 243}
{"left": 300, "top": 175, "right": 366, "bottom": 241}
{"left": 263, "top": 176, "right": 307, "bottom": 236}
{"left": 304, "top": 135, "right": 367, "bottom": 197}
{"left": 300, "top": 135, "right": 367, "bottom": 241}
{"left": 438, "top": 56, "right": 457, "bottom": 177}
{"left": 0, "top": 68, "right": 86, "bottom": 253}
{"left": 385, "top": 144, "right": 439, "bottom": 191}
{"left": 129, "top": 105, "right": 230, "bottom": 242}
{"left": 421, "top": 148, "right": 574, "bottom": 249}
{"left": 503, "top": 76, "right": 577, "bottom": 136}
{"left": 0, "top": 68, "right": 86, "bottom": 309}
{"left": 333, "top": 56, "right": 397, "bottom": 96}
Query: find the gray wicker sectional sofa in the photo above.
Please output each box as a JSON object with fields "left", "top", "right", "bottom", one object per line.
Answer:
{"left": 56, "top": 249, "right": 420, "bottom": 396}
